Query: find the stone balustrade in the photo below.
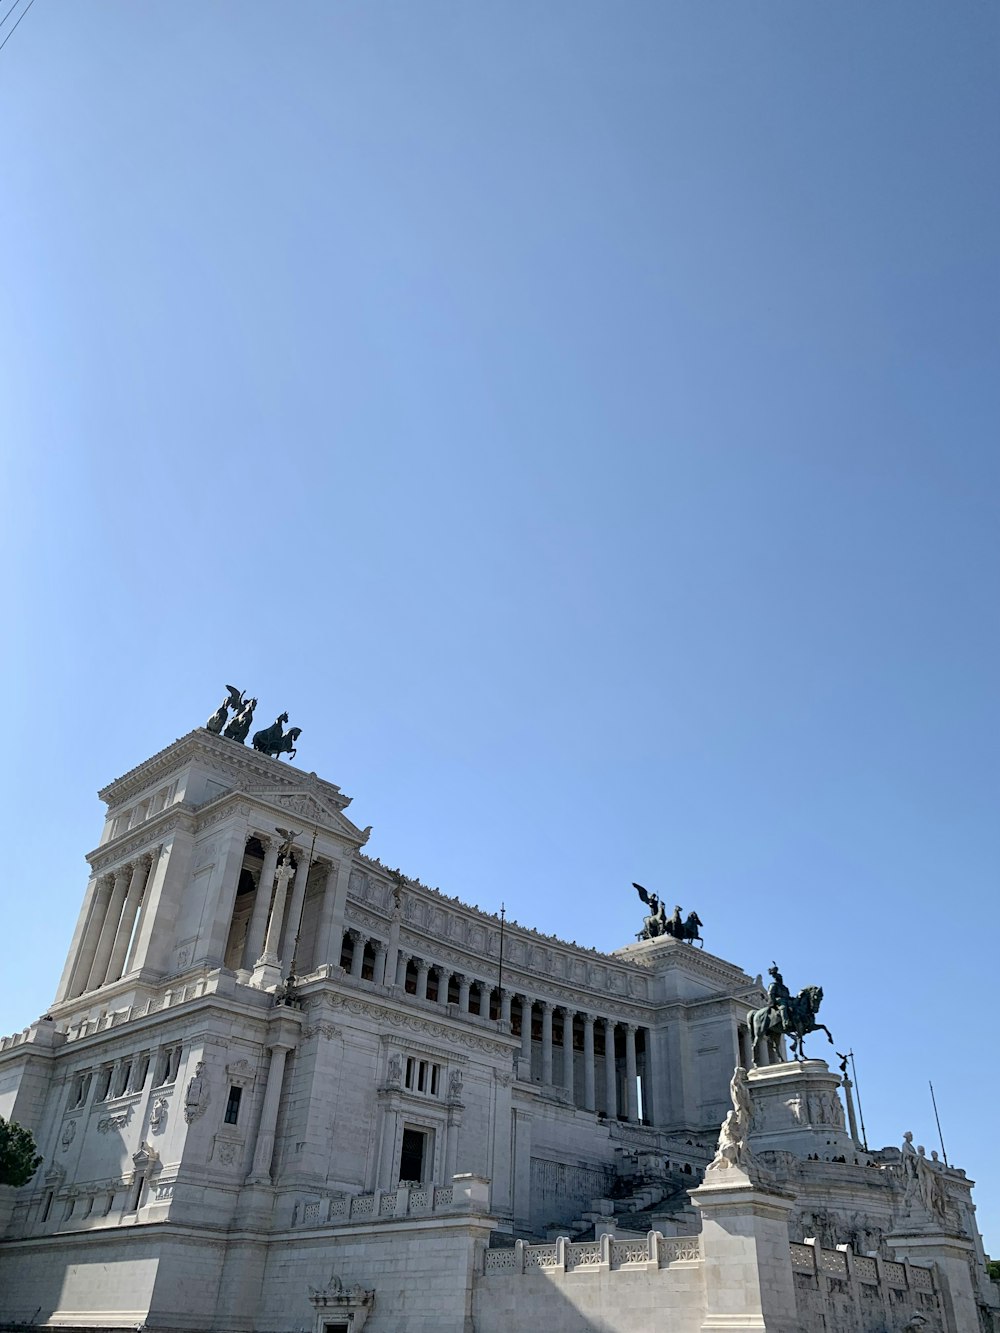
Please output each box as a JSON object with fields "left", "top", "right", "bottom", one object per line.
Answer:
{"left": 484, "top": 1231, "right": 702, "bottom": 1276}
{"left": 290, "top": 1177, "right": 491, "bottom": 1229}
{"left": 788, "top": 1239, "right": 942, "bottom": 1327}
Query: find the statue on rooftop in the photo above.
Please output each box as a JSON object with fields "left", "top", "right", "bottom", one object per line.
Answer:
{"left": 206, "top": 685, "right": 246, "bottom": 735}
{"left": 632, "top": 885, "right": 704, "bottom": 945}
{"left": 633, "top": 883, "right": 666, "bottom": 938}
{"left": 224, "top": 696, "right": 257, "bottom": 743}
{"left": 252, "top": 712, "right": 302, "bottom": 760}
{"left": 748, "top": 964, "right": 834, "bottom": 1063}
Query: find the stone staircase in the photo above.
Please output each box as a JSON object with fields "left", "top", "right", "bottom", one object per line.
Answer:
{"left": 544, "top": 1175, "right": 701, "bottom": 1243}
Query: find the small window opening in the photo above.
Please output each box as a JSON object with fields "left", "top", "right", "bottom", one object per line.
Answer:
{"left": 128, "top": 1172, "right": 145, "bottom": 1212}
{"left": 224, "top": 1086, "right": 242, "bottom": 1125}
{"left": 96, "top": 1067, "right": 113, "bottom": 1101}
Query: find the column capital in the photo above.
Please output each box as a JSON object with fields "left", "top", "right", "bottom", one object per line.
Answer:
{"left": 583, "top": 1013, "right": 596, "bottom": 1029}
{"left": 540, "top": 999, "right": 555, "bottom": 1013}
{"left": 347, "top": 928, "right": 367, "bottom": 944}
{"left": 416, "top": 959, "right": 431, "bottom": 974}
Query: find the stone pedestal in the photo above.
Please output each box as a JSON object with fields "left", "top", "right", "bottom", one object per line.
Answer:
{"left": 888, "top": 1227, "right": 981, "bottom": 1332}
{"left": 747, "top": 1059, "right": 855, "bottom": 1158}
{"left": 690, "top": 1164, "right": 798, "bottom": 1332}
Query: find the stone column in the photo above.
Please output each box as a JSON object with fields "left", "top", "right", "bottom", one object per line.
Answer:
{"left": 349, "top": 931, "right": 367, "bottom": 978}
{"left": 104, "top": 856, "right": 153, "bottom": 985}
{"left": 125, "top": 846, "right": 160, "bottom": 974}
{"left": 604, "top": 1020, "right": 618, "bottom": 1118}
{"left": 415, "top": 960, "right": 430, "bottom": 1000}
{"left": 247, "top": 1039, "right": 295, "bottom": 1184}
{"left": 316, "top": 854, "right": 351, "bottom": 967}
{"left": 395, "top": 952, "right": 409, "bottom": 987}
{"left": 519, "top": 997, "right": 533, "bottom": 1073}
{"left": 583, "top": 1014, "right": 596, "bottom": 1112}
{"left": 444, "top": 1106, "right": 463, "bottom": 1179}
{"left": 373, "top": 940, "right": 388, "bottom": 987}
{"left": 458, "top": 975, "right": 471, "bottom": 1012}
{"left": 87, "top": 866, "right": 131, "bottom": 992}
{"left": 640, "top": 1026, "right": 654, "bottom": 1125}
{"left": 562, "top": 1011, "right": 576, "bottom": 1102}
{"left": 280, "top": 848, "right": 312, "bottom": 968}
{"left": 512, "top": 1109, "right": 533, "bottom": 1232}
{"left": 377, "top": 1099, "right": 400, "bottom": 1189}
{"left": 64, "top": 874, "right": 113, "bottom": 999}
{"left": 383, "top": 905, "right": 401, "bottom": 986}
{"left": 251, "top": 862, "right": 295, "bottom": 989}
{"left": 541, "top": 1002, "right": 554, "bottom": 1084}
{"left": 243, "top": 838, "right": 279, "bottom": 969}
{"left": 500, "top": 990, "right": 512, "bottom": 1026}
{"left": 625, "top": 1024, "right": 639, "bottom": 1122}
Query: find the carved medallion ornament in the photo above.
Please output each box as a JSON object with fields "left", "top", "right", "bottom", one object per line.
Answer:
{"left": 184, "top": 1061, "right": 210, "bottom": 1123}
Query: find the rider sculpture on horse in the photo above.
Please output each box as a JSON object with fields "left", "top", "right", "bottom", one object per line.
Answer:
{"left": 748, "top": 961, "right": 834, "bottom": 1063}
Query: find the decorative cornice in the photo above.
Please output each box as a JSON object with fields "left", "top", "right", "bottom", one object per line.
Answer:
{"left": 88, "top": 812, "right": 192, "bottom": 874}
{"left": 99, "top": 729, "right": 351, "bottom": 813}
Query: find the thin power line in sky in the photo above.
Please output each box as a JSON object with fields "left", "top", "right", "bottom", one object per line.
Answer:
{"left": 0, "top": 0, "right": 37, "bottom": 56}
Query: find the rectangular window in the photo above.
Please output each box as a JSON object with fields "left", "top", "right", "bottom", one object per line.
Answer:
{"left": 114, "top": 1061, "right": 132, "bottom": 1097}
{"left": 41, "top": 1191, "right": 54, "bottom": 1222}
{"left": 403, "top": 1056, "right": 441, "bottom": 1098}
{"left": 128, "top": 1172, "right": 144, "bottom": 1212}
{"left": 95, "top": 1067, "right": 113, "bottom": 1101}
{"left": 224, "top": 1086, "right": 242, "bottom": 1125}
{"left": 71, "top": 1072, "right": 91, "bottom": 1107}
{"left": 399, "top": 1126, "right": 432, "bottom": 1184}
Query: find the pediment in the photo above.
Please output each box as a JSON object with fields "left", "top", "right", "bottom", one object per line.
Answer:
{"left": 243, "top": 785, "right": 370, "bottom": 845}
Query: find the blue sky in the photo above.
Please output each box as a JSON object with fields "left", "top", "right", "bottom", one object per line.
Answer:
{"left": 1, "top": 2, "right": 997, "bottom": 1247}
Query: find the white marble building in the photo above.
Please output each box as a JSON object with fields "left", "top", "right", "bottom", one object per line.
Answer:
{"left": 0, "top": 728, "right": 996, "bottom": 1332}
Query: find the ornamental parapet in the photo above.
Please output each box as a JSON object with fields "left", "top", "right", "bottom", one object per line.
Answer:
{"left": 290, "top": 1174, "right": 491, "bottom": 1229}
{"left": 483, "top": 1231, "right": 701, "bottom": 1275}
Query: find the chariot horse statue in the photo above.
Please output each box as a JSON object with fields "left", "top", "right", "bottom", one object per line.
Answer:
{"left": 252, "top": 712, "right": 302, "bottom": 760}
{"left": 633, "top": 885, "right": 704, "bottom": 945}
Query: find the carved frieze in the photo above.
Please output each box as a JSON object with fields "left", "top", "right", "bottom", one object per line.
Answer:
{"left": 329, "top": 994, "right": 511, "bottom": 1057}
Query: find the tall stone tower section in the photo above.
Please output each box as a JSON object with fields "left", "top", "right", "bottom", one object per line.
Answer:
{"left": 53, "top": 730, "right": 368, "bottom": 1007}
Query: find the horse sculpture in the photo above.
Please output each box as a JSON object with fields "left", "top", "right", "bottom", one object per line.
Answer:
{"left": 748, "top": 984, "right": 834, "bottom": 1063}
{"left": 633, "top": 886, "right": 704, "bottom": 945}
{"left": 668, "top": 910, "right": 703, "bottom": 946}
{"left": 252, "top": 712, "right": 302, "bottom": 761}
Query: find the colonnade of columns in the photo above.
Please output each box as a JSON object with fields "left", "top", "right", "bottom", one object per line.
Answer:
{"left": 338, "top": 930, "right": 651, "bottom": 1124}
{"left": 68, "top": 850, "right": 160, "bottom": 998}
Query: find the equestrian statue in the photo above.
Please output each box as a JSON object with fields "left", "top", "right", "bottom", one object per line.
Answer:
{"left": 747, "top": 962, "right": 834, "bottom": 1063}
{"left": 632, "top": 884, "right": 703, "bottom": 946}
